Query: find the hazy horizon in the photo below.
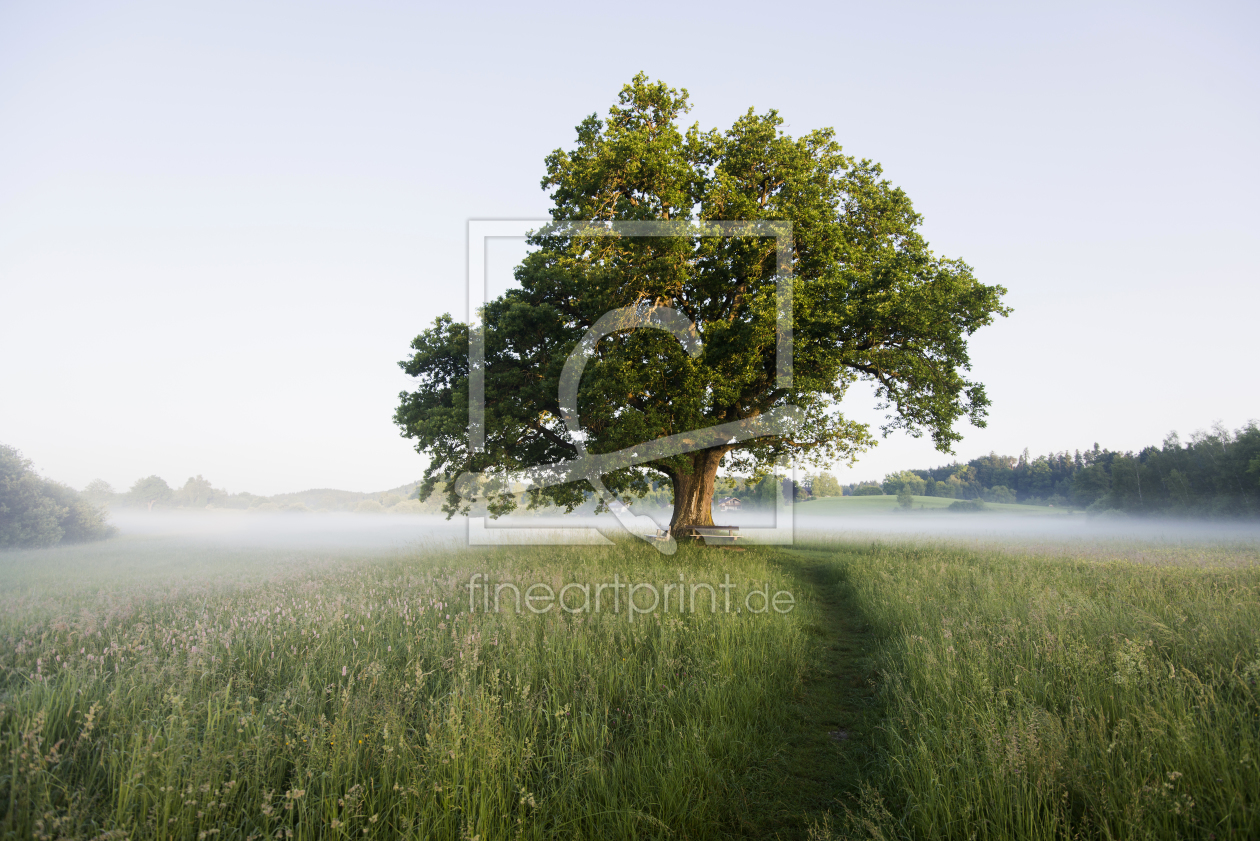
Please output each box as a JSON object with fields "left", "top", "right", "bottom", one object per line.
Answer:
{"left": 45, "top": 503, "right": 1260, "bottom": 553}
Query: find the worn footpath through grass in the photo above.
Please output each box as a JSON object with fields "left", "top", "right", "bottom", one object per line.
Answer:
{"left": 742, "top": 547, "right": 885, "bottom": 838}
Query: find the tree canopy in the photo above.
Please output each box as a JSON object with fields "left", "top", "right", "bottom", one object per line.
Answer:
{"left": 396, "top": 74, "right": 1009, "bottom": 531}
{"left": 128, "top": 475, "right": 173, "bottom": 511}
{"left": 0, "top": 444, "right": 116, "bottom": 549}
{"left": 174, "top": 475, "right": 218, "bottom": 508}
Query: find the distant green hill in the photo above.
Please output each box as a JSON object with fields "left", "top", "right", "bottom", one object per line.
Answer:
{"left": 796, "top": 494, "right": 1075, "bottom": 516}
{"left": 260, "top": 482, "right": 440, "bottom": 513}
{"left": 94, "top": 477, "right": 442, "bottom": 514}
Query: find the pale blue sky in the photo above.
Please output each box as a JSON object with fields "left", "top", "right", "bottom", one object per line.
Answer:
{"left": 2, "top": 0, "right": 1257, "bottom": 494}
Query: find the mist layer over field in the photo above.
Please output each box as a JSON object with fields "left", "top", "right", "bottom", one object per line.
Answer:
{"left": 2, "top": 504, "right": 1242, "bottom": 600}
{"left": 84, "top": 503, "right": 1260, "bottom": 565}
{"left": 107, "top": 510, "right": 467, "bottom": 550}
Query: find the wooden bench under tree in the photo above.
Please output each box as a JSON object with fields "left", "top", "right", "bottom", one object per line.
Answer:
{"left": 672, "top": 525, "right": 743, "bottom": 548}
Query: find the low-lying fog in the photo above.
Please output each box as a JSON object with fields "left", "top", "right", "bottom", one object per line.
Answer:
{"left": 3, "top": 508, "right": 1256, "bottom": 599}
{"left": 108, "top": 509, "right": 468, "bottom": 549}
{"left": 102, "top": 506, "right": 1260, "bottom": 551}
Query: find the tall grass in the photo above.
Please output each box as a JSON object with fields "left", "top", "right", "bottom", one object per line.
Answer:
{"left": 6, "top": 530, "right": 1258, "bottom": 839}
{"left": 0, "top": 540, "right": 808, "bottom": 839}
{"left": 807, "top": 539, "right": 1260, "bottom": 840}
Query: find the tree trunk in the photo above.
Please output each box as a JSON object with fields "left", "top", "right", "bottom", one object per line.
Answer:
{"left": 668, "top": 448, "right": 726, "bottom": 533}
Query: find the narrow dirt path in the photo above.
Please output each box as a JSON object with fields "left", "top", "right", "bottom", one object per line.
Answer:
{"left": 753, "top": 546, "right": 884, "bottom": 838}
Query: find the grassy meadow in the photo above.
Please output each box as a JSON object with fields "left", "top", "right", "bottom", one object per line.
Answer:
{"left": 1, "top": 522, "right": 1257, "bottom": 839}
{"left": 797, "top": 535, "right": 1260, "bottom": 840}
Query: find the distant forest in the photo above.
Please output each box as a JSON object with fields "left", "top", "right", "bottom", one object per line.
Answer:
{"left": 841, "top": 422, "right": 1260, "bottom": 516}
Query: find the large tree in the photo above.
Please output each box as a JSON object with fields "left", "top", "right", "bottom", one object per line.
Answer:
{"left": 128, "top": 475, "right": 173, "bottom": 511}
{"left": 396, "top": 75, "right": 1009, "bottom": 532}
{"left": 174, "top": 475, "right": 219, "bottom": 508}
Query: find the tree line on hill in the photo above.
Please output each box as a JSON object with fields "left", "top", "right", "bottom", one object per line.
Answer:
{"left": 840, "top": 422, "right": 1260, "bottom": 516}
